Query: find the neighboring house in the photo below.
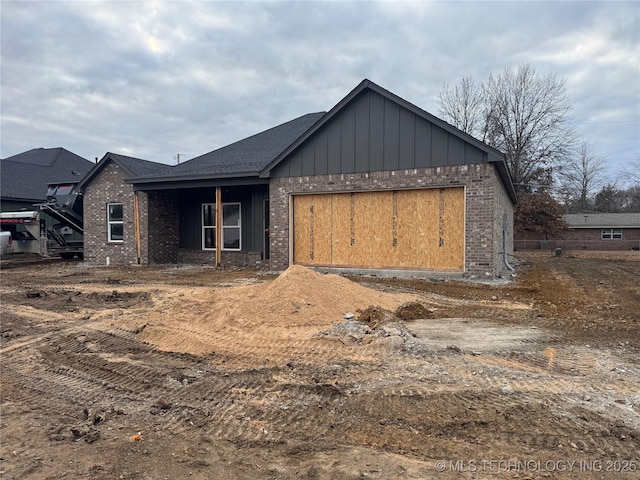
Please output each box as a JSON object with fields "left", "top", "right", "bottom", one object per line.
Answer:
{"left": 78, "top": 79, "right": 518, "bottom": 278}
{"left": 515, "top": 213, "right": 640, "bottom": 251}
{"left": 1, "top": 147, "right": 94, "bottom": 211}
{"left": 561, "top": 213, "right": 640, "bottom": 251}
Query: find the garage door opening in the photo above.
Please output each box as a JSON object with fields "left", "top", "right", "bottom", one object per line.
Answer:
{"left": 292, "top": 187, "right": 464, "bottom": 271}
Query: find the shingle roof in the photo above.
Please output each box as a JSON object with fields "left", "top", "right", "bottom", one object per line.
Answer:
{"left": 132, "top": 112, "right": 325, "bottom": 182}
{"left": 564, "top": 213, "right": 640, "bottom": 228}
{"left": 107, "top": 153, "right": 172, "bottom": 178}
{"left": 1, "top": 147, "right": 94, "bottom": 202}
{"left": 76, "top": 152, "right": 171, "bottom": 191}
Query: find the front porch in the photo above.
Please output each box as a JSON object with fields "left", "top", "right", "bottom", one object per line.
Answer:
{"left": 142, "top": 182, "right": 270, "bottom": 268}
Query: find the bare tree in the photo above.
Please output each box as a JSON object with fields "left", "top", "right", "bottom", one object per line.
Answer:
{"left": 621, "top": 156, "right": 640, "bottom": 185}
{"left": 556, "top": 142, "right": 608, "bottom": 212}
{"left": 438, "top": 76, "right": 489, "bottom": 141}
{"left": 437, "top": 64, "right": 575, "bottom": 192}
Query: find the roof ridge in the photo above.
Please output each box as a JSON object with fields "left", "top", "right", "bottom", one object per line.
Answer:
{"left": 50, "top": 147, "right": 64, "bottom": 166}
{"left": 107, "top": 152, "right": 164, "bottom": 165}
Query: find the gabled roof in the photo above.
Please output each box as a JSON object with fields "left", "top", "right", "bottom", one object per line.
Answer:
{"left": 77, "top": 152, "right": 170, "bottom": 191}
{"left": 564, "top": 213, "right": 640, "bottom": 228}
{"left": 131, "top": 113, "right": 325, "bottom": 184}
{"left": 76, "top": 80, "right": 517, "bottom": 203}
{"left": 1, "top": 147, "right": 93, "bottom": 202}
{"left": 260, "top": 79, "right": 517, "bottom": 204}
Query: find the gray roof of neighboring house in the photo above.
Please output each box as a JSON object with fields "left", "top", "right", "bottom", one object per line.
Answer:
{"left": 565, "top": 213, "right": 640, "bottom": 228}
{"left": 76, "top": 152, "right": 171, "bottom": 191}
{"left": 131, "top": 112, "right": 325, "bottom": 183}
{"left": 1, "top": 147, "right": 94, "bottom": 202}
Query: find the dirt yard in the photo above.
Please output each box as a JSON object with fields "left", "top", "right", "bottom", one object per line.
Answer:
{"left": 1, "top": 252, "right": 638, "bottom": 479}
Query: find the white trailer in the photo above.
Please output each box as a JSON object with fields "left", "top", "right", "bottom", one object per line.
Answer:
{"left": 0, "top": 211, "right": 48, "bottom": 256}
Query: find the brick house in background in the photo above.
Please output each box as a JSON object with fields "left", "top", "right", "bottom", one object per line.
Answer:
{"left": 77, "top": 79, "right": 518, "bottom": 278}
{"left": 561, "top": 213, "right": 640, "bottom": 251}
{"left": 515, "top": 213, "right": 640, "bottom": 251}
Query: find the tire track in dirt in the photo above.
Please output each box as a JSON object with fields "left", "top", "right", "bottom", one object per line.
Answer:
{"left": 134, "top": 318, "right": 381, "bottom": 370}
{"left": 4, "top": 325, "right": 202, "bottom": 408}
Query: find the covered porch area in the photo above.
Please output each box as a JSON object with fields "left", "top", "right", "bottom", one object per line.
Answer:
{"left": 139, "top": 179, "right": 270, "bottom": 268}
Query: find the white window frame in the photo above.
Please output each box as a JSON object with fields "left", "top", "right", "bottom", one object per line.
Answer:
{"left": 601, "top": 228, "right": 622, "bottom": 240}
{"left": 107, "top": 203, "right": 124, "bottom": 243}
{"left": 202, "top": 203, "right": 242, "bottom": 251}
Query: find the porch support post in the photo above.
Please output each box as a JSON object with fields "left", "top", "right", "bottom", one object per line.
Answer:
{"left": 215, "top": 187, "right": 222, "bottom": 267}
{"left": 133, "top": 191, "right": 141, "bottom": 264}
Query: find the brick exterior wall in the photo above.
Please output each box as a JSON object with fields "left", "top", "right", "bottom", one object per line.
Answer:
{"left": 85, "top": 161, "right": 516, "bottom": 273}
{"left": 84, "top": 162, "right": 139, "bottom": 265}
{"left": 85, "top": 163, "right": 265, "bottom": 267}
{"left": 491, "top": 171, "right": 516, "bottom": 276}
{"left": 147, "top": 190, "right": 180, "bottom": 263}
{"left": 84, "top": 163, "right": 182, "bottom": 265}
{"left": 177, "top": 249, "right": 265, "bottom": 267}
{"left": 269, "top": 164, "right": 514, "bottom": 278}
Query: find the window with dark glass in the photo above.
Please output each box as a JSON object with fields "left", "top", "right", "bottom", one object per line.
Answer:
{"left": 222, "top": 204, "right": 241, "bottom": 250}
{"left": 202, "top": 203, "right": 216, "bottom": 249}
{"left": 107, "top": 203, "right": 123, "bottom": 242}
{"left": 202, "top": 203, "right": 241, "bottom": 251}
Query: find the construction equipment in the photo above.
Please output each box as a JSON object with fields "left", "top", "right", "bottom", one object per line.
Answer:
{"left": 38, "top": 182, "right": 84, "bottom": 259}
{"left": 0, "top": 182, "right": 84, "bottom": 259}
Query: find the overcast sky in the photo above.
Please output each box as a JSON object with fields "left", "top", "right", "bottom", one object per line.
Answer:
{"left": 1, "top": 1, "right": 639, "bottom": 180}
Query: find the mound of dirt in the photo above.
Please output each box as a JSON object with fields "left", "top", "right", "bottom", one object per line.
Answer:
{"left": 229, "top": 265, "right": 417, "bottom": 328}
{"left": 134, "top": 265, "right": 421, "bottom": 361}
{"left": 357, "top": 301, "right": 434, "bottom": 327}
{"left": 356, "top": 306, "right": 395, "bottom": 327}
{"left": 394, "top": 301, "right": 434, "bottom": 321}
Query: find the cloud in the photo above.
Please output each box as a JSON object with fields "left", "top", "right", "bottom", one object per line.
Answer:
{"left": 1, "top": 0, "right": 638, "bottom": 175}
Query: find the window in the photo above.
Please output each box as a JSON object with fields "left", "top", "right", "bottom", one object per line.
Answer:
{"left": 202, "top": 204, "right": 216, "bottom": 249}
{"left": 108, "top": 203, "right": 123, "bottom": 242}
{"left": 202, "top": 203, "right": 241, "bottom": 251}
{"left": 601, "top": 228, "right": 622, "bottom": 240}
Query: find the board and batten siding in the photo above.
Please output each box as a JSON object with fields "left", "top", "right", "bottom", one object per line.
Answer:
{"left": 272, "top": 89, "right": 486, "bottom": 178}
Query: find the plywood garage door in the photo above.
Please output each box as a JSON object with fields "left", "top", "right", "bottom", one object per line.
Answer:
{"left": 292, "top": 188, "right": 464, "bottom": 271}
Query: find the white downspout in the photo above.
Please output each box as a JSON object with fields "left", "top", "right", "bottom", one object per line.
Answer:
{"left": 503, "top": 213, "right": 515, "bottom": 272}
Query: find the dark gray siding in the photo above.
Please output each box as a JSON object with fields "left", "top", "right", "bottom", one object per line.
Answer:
{"left": 314, "top": 129, "right": 328, "bottom": 175}
{"left": 369, "top": 92, "right": 384, "bottom": 172}
{"left": 178, "top": 185, "right": 268, "bottom": 252}
{"left": 327, "top": 120, "right": 341, "bottom": 173}
{"left": 341, "top": 104, "right": 356, "bottom": 172}
{"left": 272, "top": 89, "right": 487, "bottom": 178}
{"left": 398, "top": 107, "right": 415, "bottom": 169}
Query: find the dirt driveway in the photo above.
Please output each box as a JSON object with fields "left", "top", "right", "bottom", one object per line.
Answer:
{"left": 1, "top": 252, "right": 638, "bottom": 479}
